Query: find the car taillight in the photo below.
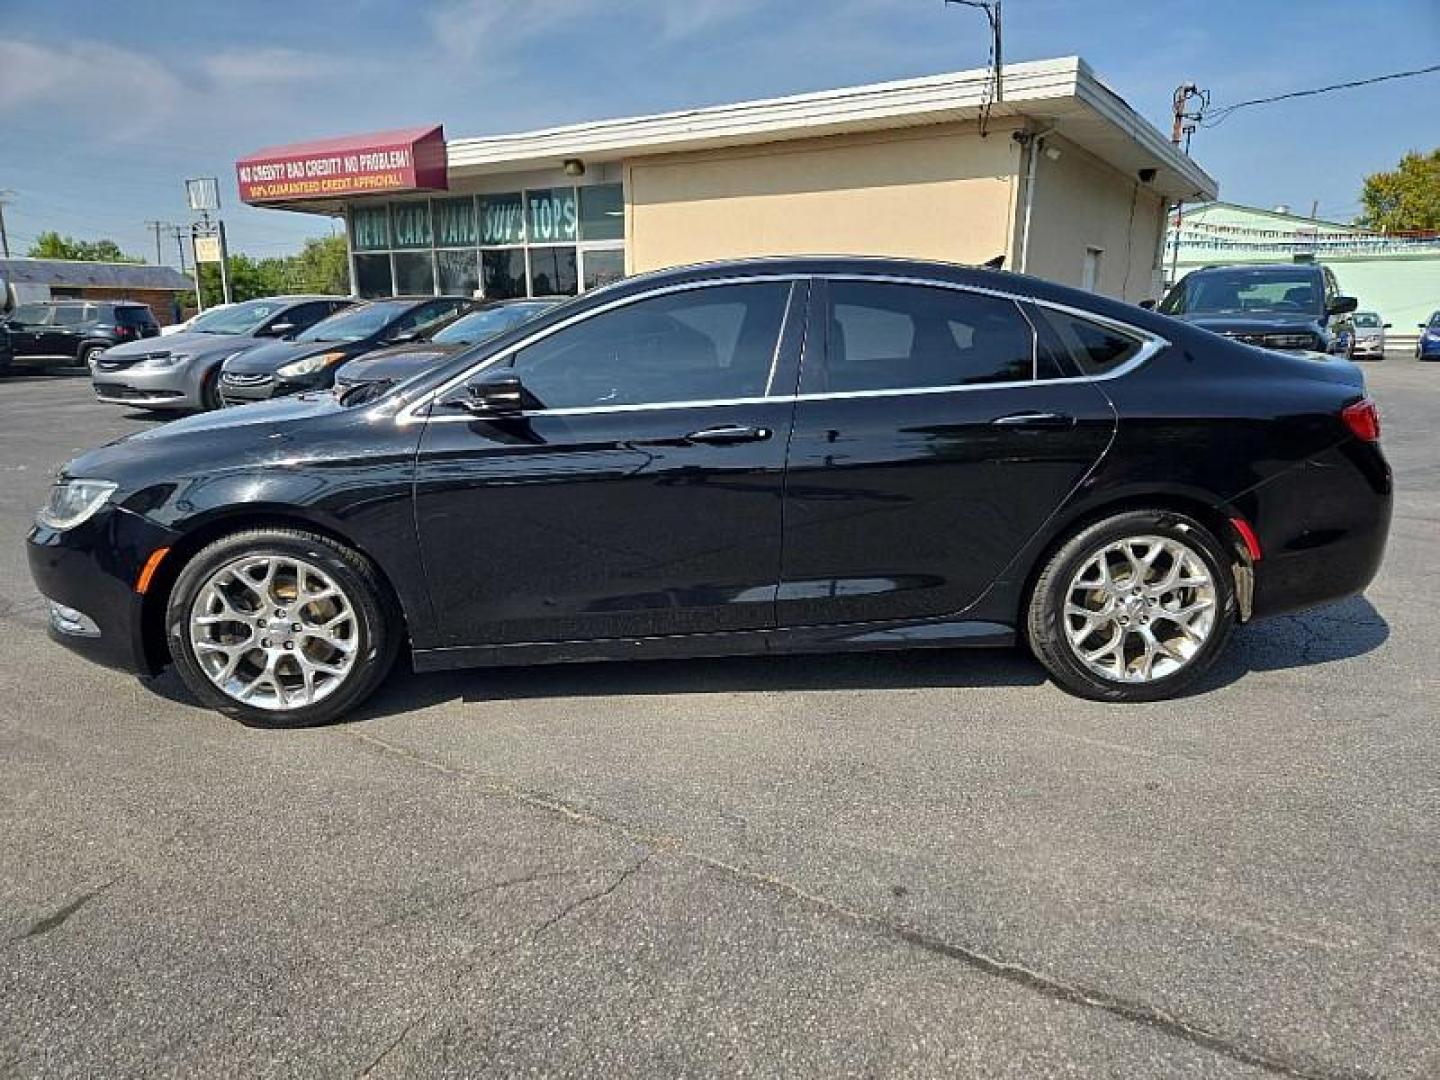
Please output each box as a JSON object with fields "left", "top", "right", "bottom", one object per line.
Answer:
{"left": 1340, "top": 398, "right": 1381, "bottom": 442}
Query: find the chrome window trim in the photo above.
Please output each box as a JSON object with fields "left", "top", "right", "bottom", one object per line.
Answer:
{"left": 399, "top": 271, "right": 1168, "bottom": 425}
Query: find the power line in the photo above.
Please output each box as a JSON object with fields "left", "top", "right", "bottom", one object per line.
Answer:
{"left": 1202, "top": 64, "right": 1440, "bottom": 128}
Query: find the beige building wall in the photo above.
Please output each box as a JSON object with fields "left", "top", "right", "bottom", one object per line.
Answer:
{"left": 624, "top": 122, "right": 1022, "bottom": 274}
{"left": 1017, "top": 133, "right": 1167, "bottom": 303}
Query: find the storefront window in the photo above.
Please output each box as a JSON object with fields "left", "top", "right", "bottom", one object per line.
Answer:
{"left": 579, "top": 184, "right": 623, "bottom": 241}
{"left": 393, "top": 251, "right": 436, "bottom": 295}
{"left": 482, "top": 249, "right": 527, "bottom": 299}
{"left": 351, "top": 206, "right": 390, "bottom": 251}
{"left": 353, "top": 253, "right": 394, "bottom": 298}
{"left": 350, "top": 184, "right": 624, "bottom": 299}
{"left": 433, "top": 197, "right": 477, "bottom": 247}
{"left": 391, "top": 202, "right": 432, "bottom": 248}
{"left": 479, "top": 192, "right": 525, "bottom": 246}
{"left": 526, "top": 188, "right": 578, "bottom": 245}
{"left": 529, "top": 247, "right": 578, "bottom": 297}
{"left": 436, "top": 249, "right": 479, "bottom": 296}
{"left": 581, "top": 248, "right": 625, "bottom": 291}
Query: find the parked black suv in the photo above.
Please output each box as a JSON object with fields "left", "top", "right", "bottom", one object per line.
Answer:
{"left": 1, "top": 300, "right": 159, "bottom": 373}
{"left": 1158, "top": 262, "right": 1357, "bottom": 358}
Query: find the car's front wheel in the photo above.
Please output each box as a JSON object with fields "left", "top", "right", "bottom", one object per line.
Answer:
{"left": 1026, "top": 510, "right": 1237, "bottom": 702}
{"left": 166, "top": 528, "right": 400, "bottom": 727}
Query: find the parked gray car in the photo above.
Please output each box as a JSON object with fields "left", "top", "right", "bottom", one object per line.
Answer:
{"left": 90, "top": 296, "right": 351, "bottom": 412}
{"left": 1351, "top": 311, "right": 1390, "bottom": 360}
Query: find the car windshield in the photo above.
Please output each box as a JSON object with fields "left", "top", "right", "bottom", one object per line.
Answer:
{"left": 296, "top": 301, "right": 409, "bottom": 343}
{"left": 1161, "top": 267, "right": 1324, "bottom": 317}
{"left": 189, "top": 300, "right": 288, "bottom": 335}
{"left": 1353, "top": 313, "right": 1382, "bottom": 328}
{"left": 431, "top": 303, "right": 553, "bottom": 345}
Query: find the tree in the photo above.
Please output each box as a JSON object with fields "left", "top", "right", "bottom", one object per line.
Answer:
{"left": 27, "top": 231, "right": 143, "bottom": 263}
{"left": 185, "top": 235, "right": 350, "bottom": 308}
{"left": 290, "top": 235, "right": 350, "bottom": 295}
{"left": 1359, "top": 149, "right": 1440, "bottom": 233}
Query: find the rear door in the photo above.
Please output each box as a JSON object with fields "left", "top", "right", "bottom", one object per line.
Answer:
{"left": 776, "top": 278, "right": 1123, "bottom": 628}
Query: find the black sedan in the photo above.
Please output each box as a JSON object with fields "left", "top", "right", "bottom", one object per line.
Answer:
{"left": 218, "top": 295, "right": 473, "bottom": 405}
{"left": 334, "top": 299, "right": 558, "bottom": 399}
{"left": 27, "top": 257, "right": 1391, "bottom": 728}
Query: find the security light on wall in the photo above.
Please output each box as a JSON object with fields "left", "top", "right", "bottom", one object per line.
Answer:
{"left": 563, "top": 159, "right": 586, "bottom": 177}
{"left": 1043, "top": 145, "right": 1062, "bottom": 161}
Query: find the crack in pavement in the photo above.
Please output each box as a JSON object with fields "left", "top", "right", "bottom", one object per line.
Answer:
{"left": 353, "top": 852, "right": 652, "bottom": 1078}
{"left": 370, "top": 867, "right": 586, "bottom": 932}
{"left": 343, "top": 730, "right": 1377, "bottom": 1080}
{"left": 12, "top": 878, "right": 121, "bottom": 942}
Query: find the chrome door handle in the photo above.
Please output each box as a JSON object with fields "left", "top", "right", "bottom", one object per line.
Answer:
{"left": 684, "top": 424, "right": 772, "bottom": 445}
{"left": 990, "top": 411, "right": 1075, "bottom": 428}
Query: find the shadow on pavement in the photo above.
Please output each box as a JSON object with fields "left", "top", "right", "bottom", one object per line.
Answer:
{"left": 141, "top": 596, "right": 1390, "bottom": 724}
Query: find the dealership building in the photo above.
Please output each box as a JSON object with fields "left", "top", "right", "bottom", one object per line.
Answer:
{"left": 237, "top": 57, "right": 1216, "bottom": 305}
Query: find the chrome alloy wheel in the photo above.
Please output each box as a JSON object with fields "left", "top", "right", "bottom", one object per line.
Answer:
{"left": 188, "top": 554, "right": 358, "bottom": 710}
{"left": 1062, "top": 535, "right": 1217, "bottom": 683}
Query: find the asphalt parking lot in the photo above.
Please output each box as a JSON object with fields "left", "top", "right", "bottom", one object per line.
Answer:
{"left": 1, "top": 354, "right": 1436, "bottom": 1078}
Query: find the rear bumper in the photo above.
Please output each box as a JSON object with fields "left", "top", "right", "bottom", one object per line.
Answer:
{"left": 25, "top": 506, "right": 178, "bottom": 677}
{"left": 1237, "top": 440, "right": 1392, "bottom": 619}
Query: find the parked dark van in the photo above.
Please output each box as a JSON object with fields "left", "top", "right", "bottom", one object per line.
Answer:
{"left": 1, "top": 300, "right": 159, "bottom": 372}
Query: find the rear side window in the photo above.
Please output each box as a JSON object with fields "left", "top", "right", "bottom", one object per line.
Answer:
{"left": 51, "top": 305, "right": 87, "bottom": 326}
{"left": 820, "top": 282, "right": 1036, "bottom": 392}
{"left": 115, "top": 306, "right": 153, "bottom": 326}
{"left": 1036, "top": 307, "right": 1142, "bottom": 376}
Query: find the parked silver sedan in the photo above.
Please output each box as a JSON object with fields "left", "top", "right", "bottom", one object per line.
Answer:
{"left": 90, "top": 296, "right": 351, "bottom": 412}
{"left": 1351, "top": 311, "right": 1390, "bottom": 361}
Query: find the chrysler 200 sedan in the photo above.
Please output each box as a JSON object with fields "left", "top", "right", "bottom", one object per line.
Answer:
{"left": 27, "top": 257, "right": 1392, "bottom": 727}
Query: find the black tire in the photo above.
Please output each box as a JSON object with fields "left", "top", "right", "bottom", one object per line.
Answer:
{"left": 1025, "top": 510, "right": 1237, "bottom": 702}
{"left": 199, "top": 366, "right": 221, "bottom": 412}
{"left": 165, "top": 527, "right": 401, "bottom": 727}
{"left": 80, "top": 344, "right": 106, "bottom": 367}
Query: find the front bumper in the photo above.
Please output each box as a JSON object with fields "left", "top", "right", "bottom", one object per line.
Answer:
{"left": 26, "top": 505, "right": 179, "bottom": 676}
{"left": 90, "top": 355, "right": 199, "bottom": 410}
{"left": 220, "top": 370, "right": 328, "bottom": 406}
{"left": 1352, "top": 338, "right": 1385, "bottom": 358}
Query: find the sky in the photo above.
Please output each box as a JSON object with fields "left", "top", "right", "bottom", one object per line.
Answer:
{"left": 1, "top": 0, "right": 1437, "bottom": 265}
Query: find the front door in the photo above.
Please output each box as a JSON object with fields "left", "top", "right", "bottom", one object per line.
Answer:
{"left": 777, "top": 278, "right": 1121, "bottom": 628}
{"left": 414, "top": 279, "right": 807, "bottom": 647}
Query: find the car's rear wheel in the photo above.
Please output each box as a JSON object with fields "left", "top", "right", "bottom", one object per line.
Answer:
{"left": 80, "top": 344, "right": 106, "bottom": 368}
{"left": 1026, "top": 510, "right": 1237, "bottom": 702}
{"left": 166, "top": 528, "right": 400, "bottom": 727}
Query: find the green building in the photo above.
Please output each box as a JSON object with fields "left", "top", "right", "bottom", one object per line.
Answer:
{"left": 1167, "top": 201, "right": 1440, "bottom": 345}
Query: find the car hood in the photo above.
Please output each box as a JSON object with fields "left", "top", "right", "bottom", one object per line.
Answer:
{"left": 102, "top": 330, "right": 258, "bottom": 357}
{"left": 63, "top": 393, "right": 357, "bottom": 485}
{"left": 224, "top": 338, "right": 337, "bottom": 374}
{"left": 1176, "top": 312, "right": 1324, "bottom": 334}
{"left": 335, "top": 342, "right": 463, "bottom": 384}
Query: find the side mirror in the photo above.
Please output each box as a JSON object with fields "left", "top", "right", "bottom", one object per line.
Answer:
{"left": 461, "top": 371, "right": 527, "bottom": 416}
{"left": 1327, "top": 296, "right": 1358, "bottom": 316}
{"left": 1138, "top": 299, "right": 1156, "bottom": 310}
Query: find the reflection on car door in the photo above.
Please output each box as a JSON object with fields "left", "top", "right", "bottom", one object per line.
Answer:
{"left": 776, "top": 278, "right": 1120, "bottom": 628}
{"left": 414, "top": 279, "right": 807, "bottom": 647}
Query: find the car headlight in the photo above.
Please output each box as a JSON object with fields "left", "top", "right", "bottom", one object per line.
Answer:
{"left": 137, "top": 352, "right": 188, "bottom": 369}
{"left": 277, "top": 350, "right": 348, "bottom": 378}
{"left": 36, "top": 479, "right": 117, "bottom": 531}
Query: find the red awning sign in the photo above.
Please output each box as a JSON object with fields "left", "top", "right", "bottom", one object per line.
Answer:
{"left": 236, "top": 125, "right": 448, "bottom": 204}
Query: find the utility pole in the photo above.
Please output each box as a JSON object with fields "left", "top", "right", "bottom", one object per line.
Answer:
{"left": 144, "top": 220, "right": 167, "bottom": 265}
{"left": 168, "top": 225, "right": 190, "bottom": 274}
{"left": 1171, "top": 84, "right": 1209, "bottom": 152}
{"left": 0, "top": 190, "right": 13, "bottom": 258}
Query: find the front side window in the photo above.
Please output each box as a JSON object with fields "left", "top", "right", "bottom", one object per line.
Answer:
{"left": 9, "top": 304, "right": 52, "bottom": 326}
{"left": 392, "top": 299, "right": 469, "bottom": 339}
{"left": 822, "top": 282, "right": 1036, "bottom": 392}
{"left": 504, "top": 282, "right": 790, "bottom": 410}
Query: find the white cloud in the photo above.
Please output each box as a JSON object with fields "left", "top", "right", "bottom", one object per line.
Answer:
{"left": 0, "top": 39, "right": 184, "bottom": 135}
{"left": 202, "top": 48, "right": 348, "bottom": 88}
